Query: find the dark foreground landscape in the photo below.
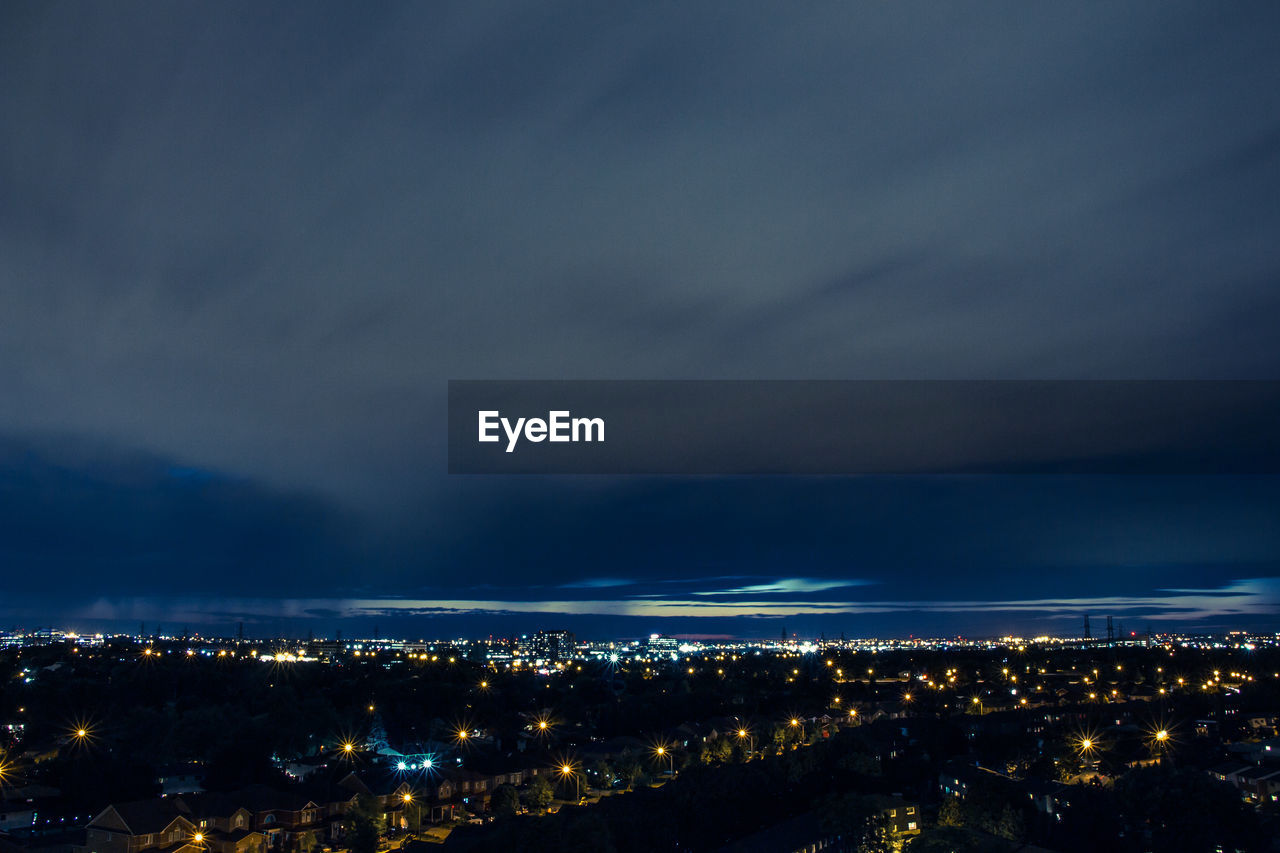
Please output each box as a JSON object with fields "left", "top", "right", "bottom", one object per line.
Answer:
{"left": 3, "top": 630, "right": 1280, "bottom": 852}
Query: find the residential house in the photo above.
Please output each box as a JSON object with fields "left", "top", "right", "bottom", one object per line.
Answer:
{"left": 85, "top": 801, "right": 199, "bottom": 853}
{"left": 865, "top": 795, "right": 921, "bottom": 837}
{"left": 174, "top": 793, "right": 263, "bottom": 853}
{"left": 0, "top": 799, "right": 35, "bottom": 833}
{"left": 155, "top": 767, "right": 205, "bottom": 797}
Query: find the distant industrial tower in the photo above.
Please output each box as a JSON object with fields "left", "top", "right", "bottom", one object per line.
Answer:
{"left": 1083, "top": 615, "right": 1091, "bottom": 640}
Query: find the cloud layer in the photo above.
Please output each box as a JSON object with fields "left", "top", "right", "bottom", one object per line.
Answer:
{"left": 1, "top": 3, "right": 1278, "bottom": 636}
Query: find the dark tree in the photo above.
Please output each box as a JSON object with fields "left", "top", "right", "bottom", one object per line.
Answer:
{"left": 341, "top": 794, "right": 385, "bottom": 853}
{"left": 491, "top": 783, "right": 520, "bottom": 819}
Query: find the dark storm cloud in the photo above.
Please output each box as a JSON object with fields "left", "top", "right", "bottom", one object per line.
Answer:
{"left": 0, "top": 434, "right": 365, "bottom": 600}
{"left": 1, "top": 2, "right": 1278, "bottom": 633}
{"left": 6, "top": 435, "right": 1280, "bottom": 637}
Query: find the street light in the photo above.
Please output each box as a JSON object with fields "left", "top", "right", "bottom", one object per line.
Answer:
{"left": 69, "top": 717, "right": 95, "bottom": 748}
{"left": 1076, "top": 734, "right": 1100, "bottom": 772}
{"left": 789, "top": 717, "right": 805, "bottom": 741}
{"left": 402, "top": 793, "right": 419, "bottom": 833}
{"left": 654, "top": 745, "right": 673, "bottom": 775}
{"left": 736, "top": 728, "right": 754, "bottom": 757}
{"left": 559, "top": 763, "right": 580, "bottom": 801}
{"left": 1149, "top": 725, "right": 1173, "bottom": 762}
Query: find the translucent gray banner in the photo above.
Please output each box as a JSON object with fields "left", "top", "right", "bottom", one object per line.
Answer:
{"left": 447, "top": 380, "right": 1280, "bottom": 474}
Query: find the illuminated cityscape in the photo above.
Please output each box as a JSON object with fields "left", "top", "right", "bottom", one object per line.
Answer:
{"left": 2, "top": 626, "right": 1280, "bottom": 851}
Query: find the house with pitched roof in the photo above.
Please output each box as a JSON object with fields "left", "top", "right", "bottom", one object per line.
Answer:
{"left": 85, "top": 801, "right": 200, "bottom": 853}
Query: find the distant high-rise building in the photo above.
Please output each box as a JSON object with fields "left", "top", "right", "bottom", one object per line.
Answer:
{"left": 646, "top": 633, "right": 680, "bottom": 657}
{"left": 531, "top": 630, "right": 575, "bottom": 661}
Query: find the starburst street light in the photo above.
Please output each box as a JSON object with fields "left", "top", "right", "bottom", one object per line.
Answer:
{"left": 68, "top": 718, "right": 95, "bottom": 748}
{"left": 334, "top": 737, "right": 363, "bottom": 764}
{"left": 653, "top": 743, "right": 674, "bottom": 775}
{"left": 402, "top": 792, "right": 420, "bottom": 833}
{"left": 558, "top": 761, "right": 581, "bottom": 800}
{"left": 1147, "top": 723, "right": 1175, "bottom": 760}
{"left": 1074, "top": 733, "right": 1101, "bottom": 770}
{"left": 789, "top": 717, "right": 805, "bottom": 741}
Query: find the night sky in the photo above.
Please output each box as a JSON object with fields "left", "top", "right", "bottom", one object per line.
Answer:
{"left": 3, "top": 3, "right": 1279, "bottom": 639}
